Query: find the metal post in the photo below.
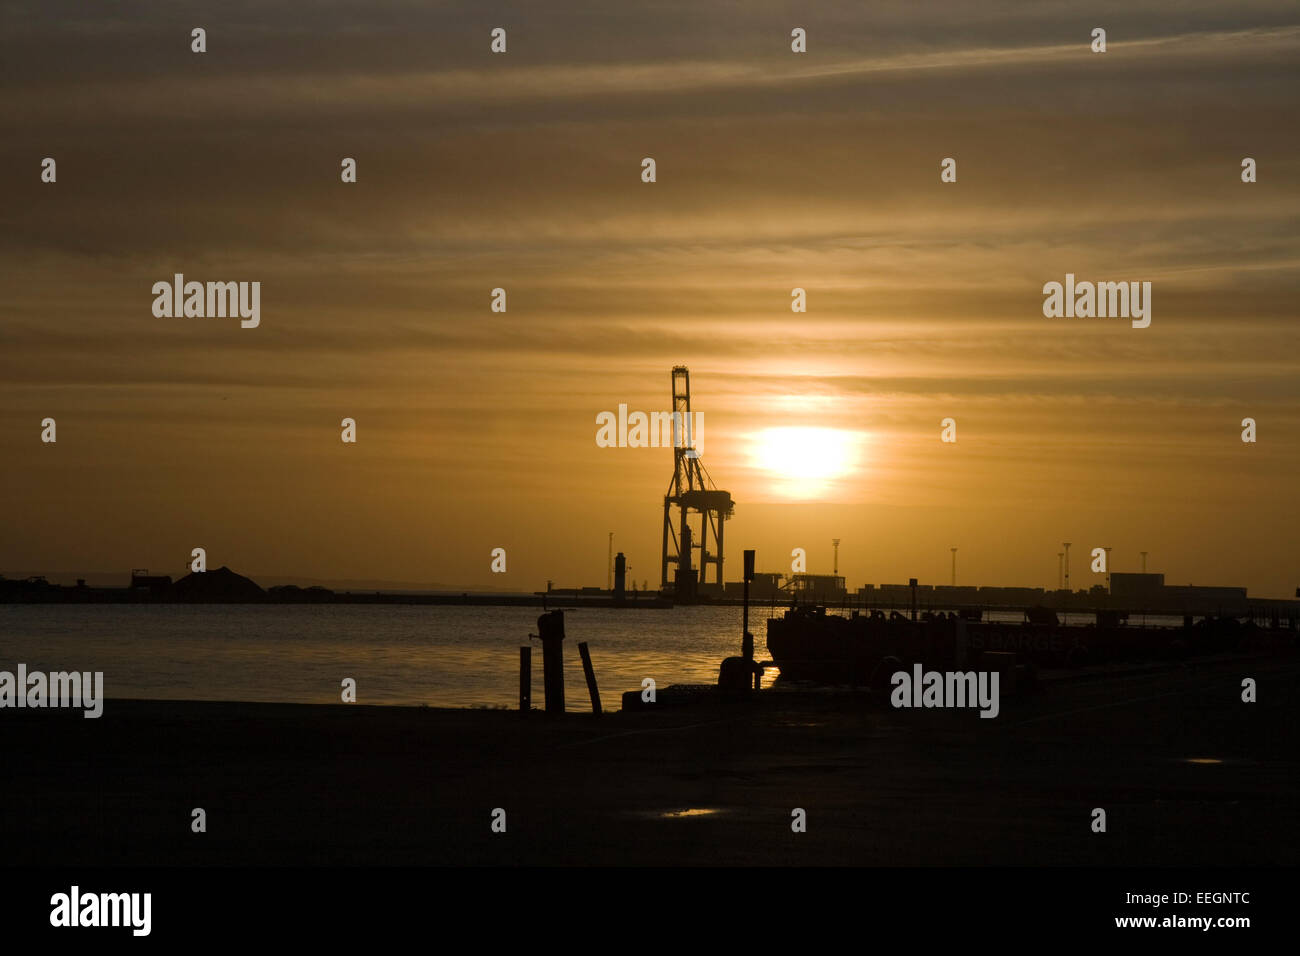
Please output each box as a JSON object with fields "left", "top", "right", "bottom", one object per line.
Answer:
{"left": 519, "top": 646, "right": 531, "bottom": 713}
{"left": 742, "top": 549, "right": 755, "bottom": 663}
{"left": 577, "top": 641, "right": 602, "bottom": 716}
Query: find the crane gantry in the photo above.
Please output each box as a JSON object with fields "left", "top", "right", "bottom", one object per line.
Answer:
{"left": 659, "top": 366, "right": 734, "bottom": 601}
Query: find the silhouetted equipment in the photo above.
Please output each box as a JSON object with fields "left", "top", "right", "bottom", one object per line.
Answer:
{"left": 718, "top": 655, "right": 755, "bottom": 695}
{"left": 535, "top": 610, "right": 567, "bottom": 714}
{"left": 721, "top": 549, "right": 764, "bottom": 695}
{"left": 577, "top": 641, "right": 602, "bottom": 716}
{"left": 660, "top": 366, "right": 734, "bottom": 601}
{"left": 909, "top": 578, "right": 919, "bottom": 622}
{"left": 130, "top": 569, "right": 172, "bottom": 594}
{"left": 613, "top": 552, "right": 627, "bottom": 602}
{"left": 785, "top": 573, "right": 847, "bottom": 603}
{"left": 767, "top": 601, "right": 1276, "bottom": 686}
{"left": 1110, "top": 573, "right": 1164, "bottom": 601}
{"left": 1026, "top": 606, "right": 1059, "bottom": 626}
{"left": 519, "top": 646, "right": 531, "bottom": 714}
{"left": 675, "top": 523, "right": 697, "bottom": 601}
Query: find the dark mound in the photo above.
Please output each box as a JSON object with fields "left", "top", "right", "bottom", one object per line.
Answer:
{"left": 171, "top": 566, "right": 266, "bottom": 603}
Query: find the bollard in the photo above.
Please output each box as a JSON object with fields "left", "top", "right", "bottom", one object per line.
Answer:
{"left": 536, "top": 609, "right": 567, "bottom": 714}
{"left": 742, "top": 549, "right": 755, "bottom": 664}
{"left": 519, "top": 646, "right": 531, "bottom": 714}
{"left": 577, "top": 641, "right": 602, "bottom": 716}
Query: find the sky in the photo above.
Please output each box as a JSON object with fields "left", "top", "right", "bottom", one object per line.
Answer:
{"left": 2, "top": 1, "right": 1297, "bottom": 596}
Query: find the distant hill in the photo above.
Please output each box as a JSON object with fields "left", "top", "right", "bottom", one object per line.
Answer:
{"left": 256, "top": 575, "right": 526, "bottom": 594}
{"left": 0, "top": 570, "right": 521, "bottom": 593}
{"left": 171, "top": 566, "right": 266, "bottom": 603}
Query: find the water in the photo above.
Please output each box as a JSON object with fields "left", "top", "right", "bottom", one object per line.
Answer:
{"left": 0, "top": 604, "right": 1192, "bottom": 711}
{"left": 0, "top": 604, "right": 776, "bottom": 711}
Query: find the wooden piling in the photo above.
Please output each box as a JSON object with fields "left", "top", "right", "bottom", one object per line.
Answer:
{"left": 537, "top": 610, "right": 566, "bottom": 714}
{"left": 577, "top": 641, "right": 602, "bottom": 716}
{"left": 742, "top": 549, "right": 755, "bottom": 663}
{"left": 519, "top": 646, "right": 531, "bottom": 714}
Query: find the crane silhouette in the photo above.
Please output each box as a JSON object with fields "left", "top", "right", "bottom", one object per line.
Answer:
{"left": 659, "top": 366, "right": 734, "bottom": 601}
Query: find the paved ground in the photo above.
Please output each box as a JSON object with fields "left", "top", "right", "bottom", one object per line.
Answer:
{"left": 1, "top": 650, "right": 1294, "bottom": 865}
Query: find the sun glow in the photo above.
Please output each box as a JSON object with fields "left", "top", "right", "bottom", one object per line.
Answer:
{"left": 748, "top": 427, "right": 864, "bottom": 498}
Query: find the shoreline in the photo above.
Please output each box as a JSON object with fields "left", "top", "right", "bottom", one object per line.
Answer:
{"left": 0, "top": 649, "right": 1277, "bottom": 714}
{"left": 2, "top": 651, "right": 1295, "bottom": 866}
{"left": 5, "top": 592, "right": 1300, "bottom": 614}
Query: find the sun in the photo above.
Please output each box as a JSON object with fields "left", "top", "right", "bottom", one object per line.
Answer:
{"left": 748, "top": 427, "right": 863, "bottom": 498}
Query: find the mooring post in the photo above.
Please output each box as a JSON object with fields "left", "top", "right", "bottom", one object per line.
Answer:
{"left": 743, "top": 549, "right": 758, "bottom": 690}
{"left": 519, "top": 645, "right": 531, "bottom": 714}
{"left": 577, "top": 641, "right": 602, "bottom": 716}
{"left": 536, "top": 609, "right": 566, "bottom": 714}
{"left": 742, "top": 549, "right": 755, "bottom": 663}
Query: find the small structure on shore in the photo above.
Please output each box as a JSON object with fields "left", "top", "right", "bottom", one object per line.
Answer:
{"left": 718, "top": 549, "right": 766, "bottom": 695}
{"left": 521, "top": 609, "right": 602, "bottom": 716}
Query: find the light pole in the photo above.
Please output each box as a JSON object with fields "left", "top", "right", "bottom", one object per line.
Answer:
{"left": 951, "top": 547, "right": 958, "bottom": 587}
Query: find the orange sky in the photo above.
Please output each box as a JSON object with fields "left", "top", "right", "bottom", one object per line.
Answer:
{"left": 2, "top": 2, "right": 1297, "bottom": 595}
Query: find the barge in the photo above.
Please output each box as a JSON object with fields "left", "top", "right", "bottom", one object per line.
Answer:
{"left": 765, "top": 604, "right": 1281, "bottom": 687}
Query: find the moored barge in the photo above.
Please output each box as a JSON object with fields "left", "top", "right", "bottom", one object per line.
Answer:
{"left": 765, "top": 604, "right": 1277, "bottom": 686}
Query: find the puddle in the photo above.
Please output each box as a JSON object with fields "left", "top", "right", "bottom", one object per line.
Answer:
{"left": 625, "top": 808, "right": 729, "bottom": 820}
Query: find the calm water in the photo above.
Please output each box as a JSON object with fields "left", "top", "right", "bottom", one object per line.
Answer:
{"left": 0, "top": 604, "right": 1186, "bottom": 711}
{"left": 0, "top": 604, "right": 777, "bottom": 711}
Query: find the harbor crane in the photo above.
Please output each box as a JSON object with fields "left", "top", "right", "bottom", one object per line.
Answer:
{"left": 660, "top": 366, "right": 734, "bottom": 601}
